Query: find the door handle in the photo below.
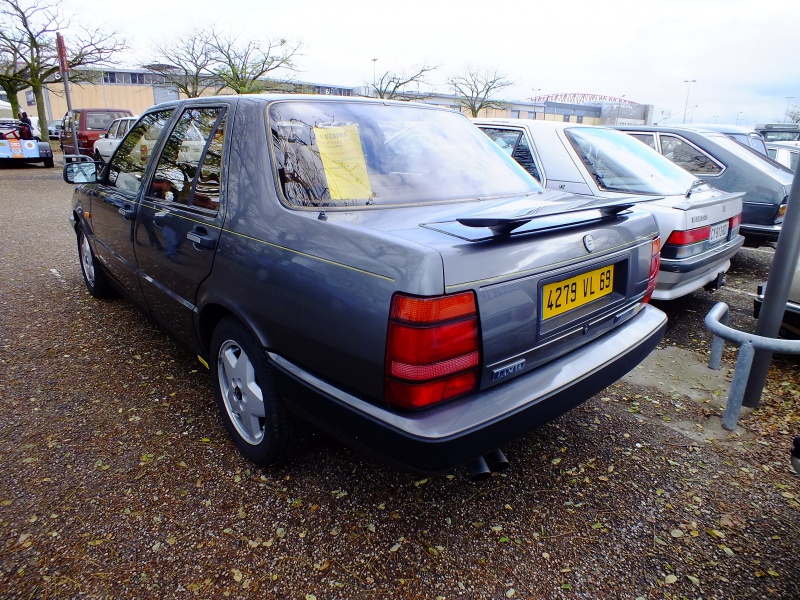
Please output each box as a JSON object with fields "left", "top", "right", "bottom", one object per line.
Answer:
{"left": 187, "top": 228, "right": 216, "bottom": 249}
{"left": 118, "top": 205, "right": 135, "bottom": 220}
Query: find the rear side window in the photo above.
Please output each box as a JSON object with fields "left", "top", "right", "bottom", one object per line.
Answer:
{"left": 629, "top": 133, "right": 656, "bottom": 149}
{"left": 106, "top": 110, "right": 175, "bottom": 194}
{"left": 147, "top": 107, "right": 226, "bottom": 212}
{"left": 480, "top": 127, "right": 542, "bottom": 182}
{"left": 659, "top": 135, "right": 723, "bottom": 176}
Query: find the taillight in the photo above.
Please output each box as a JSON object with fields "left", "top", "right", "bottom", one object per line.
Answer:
{"left": 665, "top": 226, "right": 710, "bottom": 246}
{"left": 385, "top": 291, "right": 480, "bottom": 409}
{"left": 644, "top": 237, "right": 660, "bottom": 304}
{"left": 775, "top": 200, "right": 787, "bottom": 224}
{"left": 729, "top": 213, "right": 742, "bottom": 229}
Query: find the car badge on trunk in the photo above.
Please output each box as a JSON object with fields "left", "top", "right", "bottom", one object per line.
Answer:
{"left": 583, "top": 234, "right": 594, "bottom": 253}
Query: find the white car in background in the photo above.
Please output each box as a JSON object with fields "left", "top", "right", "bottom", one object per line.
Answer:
{"left": 92, "top": 116, "right": 138, "bottom": 161}
{"left": 474, "top": 118, "right": 745, "bottom": 301}
{"left": 766, "top": 141, "right": 800, "bottom": 172}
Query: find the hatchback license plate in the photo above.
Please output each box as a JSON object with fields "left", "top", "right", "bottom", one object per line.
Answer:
{"left": 542, "top": 265, "right": 615, "bottom": 320}
{"left": 709, "top": 221, "right": 729, "bottom": 244}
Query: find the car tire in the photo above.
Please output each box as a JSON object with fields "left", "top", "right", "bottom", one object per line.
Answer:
{"left": 76, "top": 227, "right": 113, "bottom": 298}
{"left": 210, "top": 318, "right": 294, "bottom": 466}
{"left": 43, "top": 156, "right": 54, "bottom": 168}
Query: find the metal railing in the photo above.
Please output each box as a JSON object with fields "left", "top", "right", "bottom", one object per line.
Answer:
{"left": 705, "top": 302, "right": 800, "bottom": 430}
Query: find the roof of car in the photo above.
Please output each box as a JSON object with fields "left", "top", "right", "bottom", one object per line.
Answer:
{"left": 471, "top": 118, "right": 606, "bottom": 133}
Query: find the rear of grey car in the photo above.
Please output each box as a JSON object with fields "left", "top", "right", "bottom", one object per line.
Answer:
{"left": 210, "top": 99, "right": 667, "bottom": 473}
{"left": 66, "top": 96, "right": 666, "bottom": 475}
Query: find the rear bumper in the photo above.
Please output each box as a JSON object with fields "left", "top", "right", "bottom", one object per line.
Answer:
{"left": 271, "top": 304, "right": 667, "bottom": 474}
{"left": 741, "top": 222, "right": 781, "bottom": 242}
{"left": 654, "top": 234, "right": 744, "bottom": 300}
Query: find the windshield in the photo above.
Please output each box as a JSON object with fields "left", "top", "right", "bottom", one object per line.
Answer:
{"left": 565, "top": 127, "right": 700, "bottom": 195}
{"left": 269, "top": 101, "right": 542, "bottom": 208}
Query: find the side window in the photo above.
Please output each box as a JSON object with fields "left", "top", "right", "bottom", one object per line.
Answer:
{"left": 106, "top": 109, "right": 175, "bottom": 194}
{"left": 511, "top": 134, "right": 541, "bottom": 182}
{"left": 107, "top": 121, "right": 119, "bottom": 138}
{"left": 790, "top": 151, "right": 800, "bottom": 172}
{"left": 630, "top": 133, "right": 656, "bottom": 149}
{"left": 480, "top": 127, "right": 541, "bottom": 181}
{"left": 767, "top": 148, "right": 777, "bottom": 159}
{"left": 119, "top": 120, "right": 130, "bottom": 137}
{"left": 659, "top": 135, "right": 723, "bottom": 175}
{"left": 146, "top": 107, "right": 226, "bottom": 213}
{"left": 480, "top": 128, "right": 521, "bottom": 156}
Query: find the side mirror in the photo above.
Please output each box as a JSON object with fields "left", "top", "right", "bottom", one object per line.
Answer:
{"left": 63, "top": 159, "right": 98, "bottom": 184}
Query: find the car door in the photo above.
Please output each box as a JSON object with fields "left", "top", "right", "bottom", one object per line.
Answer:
{"left": 87, "top": 109, "right": 176, "bottom": 306}
{"left": 133, "top": 104, "right": 230, "bottom": 342}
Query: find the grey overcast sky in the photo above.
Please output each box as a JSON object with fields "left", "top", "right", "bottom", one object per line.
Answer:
{"left": 64, "top": 0, "right": 799, "bottom": 125}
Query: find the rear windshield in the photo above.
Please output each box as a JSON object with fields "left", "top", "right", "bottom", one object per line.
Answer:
{"left": 269, "top": 101, "right": 542, "bottom": 208}
{"left": 86, "top": 111, "right": 132, "bottom": 131}
{"left": 565, "top": 127, "right": 700, "bottom": 195}
{"left": 711, "top": 134, "right": 793, "bottom": 175}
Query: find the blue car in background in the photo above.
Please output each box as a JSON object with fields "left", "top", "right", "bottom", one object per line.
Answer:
{"left": 617, "top": 125, "right": 794, "bottom": 246}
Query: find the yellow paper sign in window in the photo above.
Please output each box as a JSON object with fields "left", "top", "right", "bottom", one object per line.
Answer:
{"left": 314, "top": 124, "right": 373, "bottom": 201}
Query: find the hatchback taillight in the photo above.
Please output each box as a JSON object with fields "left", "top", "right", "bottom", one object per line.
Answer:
{"left": 644, "top": 237, "right": 661, "bottom": 304}
{"left": 385, "top": 291, "right": 480, "bottom": 409}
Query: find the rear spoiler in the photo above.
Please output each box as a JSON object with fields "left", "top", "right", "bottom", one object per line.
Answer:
{"left": 423, "top": 196, "right": 649, "bottom": 241}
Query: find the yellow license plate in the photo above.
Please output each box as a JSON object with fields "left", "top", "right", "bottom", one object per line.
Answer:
{"left": 542, "top": 264, "right": 614, "bottom": 320}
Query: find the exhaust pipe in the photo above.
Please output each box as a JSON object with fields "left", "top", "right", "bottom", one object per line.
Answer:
{"left": 465, "top": 456, "right": 492, "bottom": 482}
{"left": 465, "top": 449, "right": 509, "bottom": 481}
{"left": 484, "top": 448, "right": 509, "bottom": 472}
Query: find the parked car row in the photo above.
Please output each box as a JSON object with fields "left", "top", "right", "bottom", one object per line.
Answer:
{"left": 59, "top": 95, "right": 795, "bottom": 476}
{"left": 474, "top": 119, "right": 744, "bottom": 301}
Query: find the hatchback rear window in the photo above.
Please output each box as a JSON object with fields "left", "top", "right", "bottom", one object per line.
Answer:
{"left": 269, "top": 101, "right": 541, "bottom": 208}
{"left": 86, "top": 111, "right": 132, "bottom": 130}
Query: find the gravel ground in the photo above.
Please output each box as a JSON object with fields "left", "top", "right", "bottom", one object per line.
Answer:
{"left": 1, "top": 158, "right": 798, "bottom": 599}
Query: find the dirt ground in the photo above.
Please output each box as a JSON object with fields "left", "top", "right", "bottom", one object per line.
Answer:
{"left": 0, "top": 159, "right": 798, "bottom": 599}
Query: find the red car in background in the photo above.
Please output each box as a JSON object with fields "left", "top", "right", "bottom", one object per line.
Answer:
{"left": 60, "top": 108, "right": 133, "bottom": 157}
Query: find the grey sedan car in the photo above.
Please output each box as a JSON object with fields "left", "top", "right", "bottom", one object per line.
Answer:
{"left": 474, "top": 119, "right": 744, "bottom": 301}
{"left": 63, "top": 95, "right": 666, "bottom": 475}
{"left": 616, "top": 125, "right": 794, "bottom": 245}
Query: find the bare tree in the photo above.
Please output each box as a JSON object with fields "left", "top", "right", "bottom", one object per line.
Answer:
{"left": 147, "top": 28, "right": 220, "bottom": 98}
{"left": 0, "top": 0, "right": 126, "bottom": 131}
{"left": 370, "top": 63, "right": 438, "bottom": 100}
{"left": 210, "top": 29, "right": 301, "bottom": 95}
{"left": 0, "top": 42, "right": 28, "bottom": 116}
{"left": 448, "top": 67, "right": 514, "bottom": 117}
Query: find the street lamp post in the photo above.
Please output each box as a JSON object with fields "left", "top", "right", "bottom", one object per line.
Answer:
{"left": 682, "top": 80, "right": 696, "bottom": 124}
{"left": 371, "top": 58, "right": 377, "bottom": 87}
{"left": 786, "top": 97, "right": 795, "bottom": 122}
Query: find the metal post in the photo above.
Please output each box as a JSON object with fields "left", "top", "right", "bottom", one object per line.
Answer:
{"left": 722, "top": 342, "right": 755, "bottom": 430}
{"left": 709, "top": 307, "right": 729, "bottom": 370}
{"left": 57, "top": 33, "right": 80, "bottom": 160}
{"left": 742, "top": 165, "right": 800, "bottom": 407}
